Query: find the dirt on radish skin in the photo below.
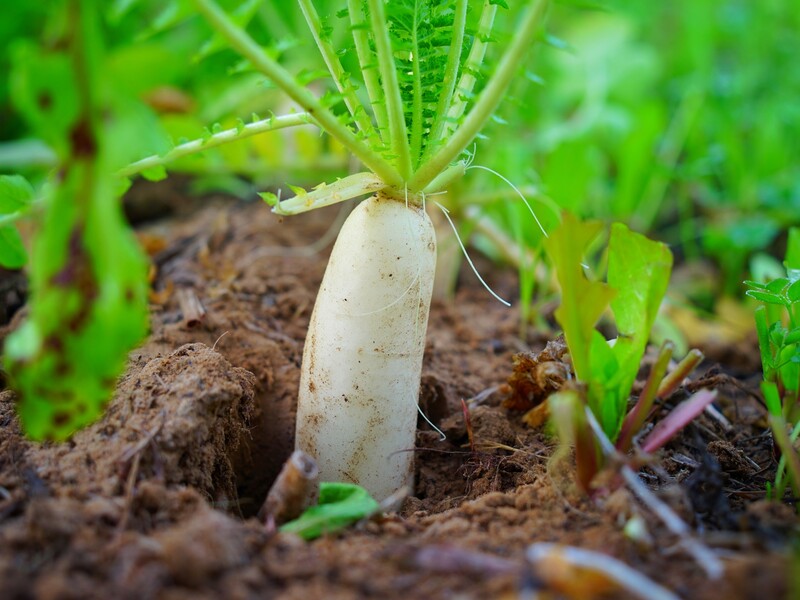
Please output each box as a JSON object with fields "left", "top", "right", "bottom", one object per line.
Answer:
{"left": 0, "top": 194, "right": 796, "bottom": 599}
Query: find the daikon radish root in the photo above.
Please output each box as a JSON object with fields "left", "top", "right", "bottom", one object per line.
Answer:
{"left": 295, "top": 194, "right": 435, "bottom": 501}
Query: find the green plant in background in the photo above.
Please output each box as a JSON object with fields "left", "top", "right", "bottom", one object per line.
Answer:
{"left": 470, "top": 0, "right": 799, "bottom": 303}
{"left": 545, "top": 214, "right": 711, "bottom": 491}
{"left": 0, "top": 176, "right": 34, "bottom": 269}
{"left": 2, "top": 0, "right": 149, "bottom": 441}
{"left": 0, "top": 0, "right": 353, "bottom": 194}
{"left": 746, "top": 227, "right": 800, "bottom": 503}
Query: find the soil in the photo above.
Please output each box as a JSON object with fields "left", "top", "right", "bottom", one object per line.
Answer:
{"left": 0, "top": 181, "right": 797, "bottom": 599}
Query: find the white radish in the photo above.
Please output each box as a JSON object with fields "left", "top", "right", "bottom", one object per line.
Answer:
{"left": 295, "top": 193, "right": 436, "bottom": 501}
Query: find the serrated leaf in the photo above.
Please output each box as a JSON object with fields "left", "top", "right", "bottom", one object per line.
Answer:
{"left": 0, "top": 175, "right": 35, "bottom": 214}
{"left": 547, "top": 217, "right": 672, "bottom": 440}
{"left": 5, "top": 165, "right": 149, "bottom": 441}
{"left": 0, "top": 225, "right": 28, "bottom": 269}
{"left": 765, "top": 278, "right": 789, "bottom": 294}
{"left": 280, "top": 483, "right": 380, "bottom": 541}
{"left": 607, "top": 222, "right": 672, "bottom": 363}
{"left": 746, "top": 289, "right": 789, "bottom": 306}
{"left": 385, "top": 0, "right": 473, "bottom": 162}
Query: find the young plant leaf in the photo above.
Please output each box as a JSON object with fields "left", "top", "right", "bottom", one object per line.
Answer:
{"left": 0, "top": 226, "right": 28, "bottom": 269}
{"left": 787, "top": 279, "right": 800, "bottom": 303}
{"left": 746, "top": 289, "right": 789, "bottom": 306}
{"left": 605, "top": 223, "right": 673, "bottom": 436}
{"left": 0, "top": 174, "right": 35, "bottom": 213}
{"left": 766, "top": 278, "right": 790, "bottom": 294}
{"left": 544, "top": 213, "right": 615, "bottom": 381}
{"left": 280, "top": 482, "right": 380, "bottom": 540}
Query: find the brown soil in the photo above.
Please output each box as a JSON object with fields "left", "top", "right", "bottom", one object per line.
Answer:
{"left": 0, "top": 186, "right": 797, "bottom": 599}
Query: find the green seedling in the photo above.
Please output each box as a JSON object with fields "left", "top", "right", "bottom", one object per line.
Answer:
{"left": 745, "top": 227, "right": 800, "bottom": 504}
{"left": 545, "top": 213, "right": 711, "bottom": 492}
{"left": 0, "top": 175, "right": 34, "bottom": 269}
{"left": 280, "top": 482, "right": 380, "bottom": 540}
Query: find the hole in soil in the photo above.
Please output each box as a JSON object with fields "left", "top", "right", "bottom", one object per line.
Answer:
{"left": 0, "top": 269, "right": 28, "bottom": 327}
{"left": 229, "top": 388, "right": 296, "bottom": 519}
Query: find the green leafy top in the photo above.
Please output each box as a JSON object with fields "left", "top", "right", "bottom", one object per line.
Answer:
{"left": 382, "top": 0, "right": 468, "bottom": 165}
{"left": 190, "top": 0, "right": 551, "bottom": 208}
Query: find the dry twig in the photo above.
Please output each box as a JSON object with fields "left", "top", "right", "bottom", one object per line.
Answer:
{"left": 176, "top": 287, "right": 206, "bottom": 328}
{"left": 258, "top": 450, "right": 319, "bottom": 529}
{"left": 585, "top": 407, "right": 725, "bottom": 580}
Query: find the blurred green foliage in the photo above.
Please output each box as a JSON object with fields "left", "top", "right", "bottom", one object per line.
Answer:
{"left": 0, "top": 0, "right": 350, "bottom": 191}
{"left": 2, "top": 1, "right": 149, "bottom": 441}
{"left": 474, "top": 0, "right": 799, "bottom": 295}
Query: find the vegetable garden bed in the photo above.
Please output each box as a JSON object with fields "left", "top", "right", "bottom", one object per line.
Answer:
{"left": 0, "top": 189, "right": 794, "bottom": 599}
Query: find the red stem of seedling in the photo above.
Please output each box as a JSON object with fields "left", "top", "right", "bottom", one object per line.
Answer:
{"left": 572, "top": 399, "right": 599, "bottom": 494}
{"left": 616, "top": 342, "right": 674, "bottom": 453}
{"left": 640, "top": 389, "right": 717, "bottom": 454}
{"left": 655, "top": 348, "right": 704, "bottom": 399}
